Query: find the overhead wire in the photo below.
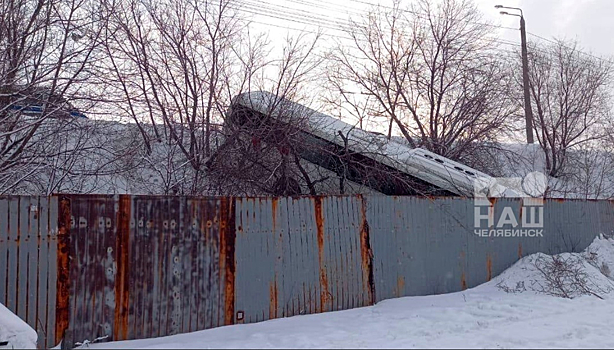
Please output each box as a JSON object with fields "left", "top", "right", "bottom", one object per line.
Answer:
{"left": 230, "top": 0, "right": 354, "bottom": 33}
{"left": 231, "top": 0, "right": 525, "bottom": 49}
{"left": 526, "top": 32, "right": 612, "bottom": 63}
{"left": 224, "top": 0, "right": 608, "bottom": 62}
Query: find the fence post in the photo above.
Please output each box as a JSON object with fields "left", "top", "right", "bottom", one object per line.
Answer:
{"left": 113, "top": 195, "right": 131, "bottom": 341}
{"left": 359, "top": 196, "right": 375, "bottom": 305}
{"left": 56, "top": 196, "right": 71, "bottom": 349}
{"left": 220, "top": 197, "right": 236, "bottom": 326}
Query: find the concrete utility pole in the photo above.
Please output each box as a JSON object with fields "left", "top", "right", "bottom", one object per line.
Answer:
{"left": 496, "top": 5, "right": 534, "bottom": 144}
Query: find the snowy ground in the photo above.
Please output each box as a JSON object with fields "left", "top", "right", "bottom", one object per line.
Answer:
{"left": 72, "top": 235, "right": 614, "bottom": 349}
{"left": 0, "top": 302, "right": 37, "bottom": 349}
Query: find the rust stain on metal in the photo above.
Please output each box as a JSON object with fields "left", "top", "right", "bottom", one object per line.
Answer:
{"left": 460, "top": 272, "right": 467, "bottom": 290}
{"left": 488, "top": 198, "right": 496, "bottom": 227}
{"left": 219, "top": 197, "right": 236, "bottom": 326}
{"left": 396, "top": 276, "right": 405, "bottom": 297}
{"left": 114, "top": 195, "right": 131, "bottom": 341}
{"left": 518, "top": 243, "right": 523, "bottom": 258}
{"left": 359, "top": 198, "right": 375, "bottom": 305}
{"left": 486, "top": 254, "right": 492, "bottom": 281}
{"left": 313, "top": 197, "right": 329, "bottom": 313}
{"left": 269, "top": 279, "right": 278, "bottom": 319}
{"left": 271, "top": 198, "right": 278, "bottom": 231}
{"left": 55, "top": 196, "right": 71, "bottom": 346}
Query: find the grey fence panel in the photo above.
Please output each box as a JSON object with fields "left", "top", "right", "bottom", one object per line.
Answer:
{"left": 368, "top": 196, "right": 614, "bottom": 303}
{"left": 233, "top": 196, "right": 373, "bottom": 327}
{"left": 598, "top": 201, "right": 614, "bottom": 237}
{"left": 7, "top": 199, "right": 18, "bottom": 312}
{"left": 35, "top": 197, "right": 49, "bottom": 348}
{"left": 0, "top": 196, "right": 59, "bottom": 349}
{"left": 481, "top": 198, "right": 522, "bottom": 284}
{"left": 0, "top": 199, "right": 8, "bottom": 309}
{"left": 235, "top": 197, "right": 271, "bottom": 323}
{"left": 364, "top": 195, "right": 389, "bottom": 302}
{"left": 464, "top": 198, "right": 493, "bottom": 290}
{"left": 17, "top": 198, "right": 28, "bottom": 320}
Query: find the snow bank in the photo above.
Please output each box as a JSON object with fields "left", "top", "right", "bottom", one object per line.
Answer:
{"left": 493, "top": 234, "right": 614, "bottom": 298}
{"left": 583, "top": 234, "right": 614, "bottom": 281}
{"left": 0, "top": 303, "right": 37, "bottom": 349}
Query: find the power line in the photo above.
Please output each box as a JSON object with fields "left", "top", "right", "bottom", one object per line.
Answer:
{"left": 342, "top": 0, "right": 519, "bottom": 31}
{"left": 336, "top": 0, "right": 612, "bottom": 63}
{"left": 236, "top": 2, "right": 522, "bottom": 52}
{"left": 285, "top": 0, "right": 367, "bottom": 18}
{"left": 229, "top": 0, "right": 608, "bottom": 63}
{"left": 526, "top": 32, "right": 613, "bottom": 63}
{"left": 235, "top": 0, "right": 520, "bottom": 35}
{"left": 232, "top": 0, "right": 354, "bottom": 33}
{"left": 246, "top": 19, "right": 356, "bottom": 42}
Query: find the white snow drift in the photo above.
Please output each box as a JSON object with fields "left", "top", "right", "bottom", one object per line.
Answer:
{"left": 0, "top": 302, "right": 37, "bottom": 349}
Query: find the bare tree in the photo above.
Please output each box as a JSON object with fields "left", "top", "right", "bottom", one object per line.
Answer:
{"left": 0, "top": 0, "right": 109, "bottom": 194}
{"left": 100, "top": 0, "right": 284, "bottom": 194}
{"left": 538, "top": 141, "right": 614, "bottom": 200}
{"left": 524, "top": 39, "right": 613, "bottom": 178}
{"left": 205, "top": 33, "right": 326, "bottom": 196}
{"left": 325, "top": 0, "right": 515, "bottom": 167}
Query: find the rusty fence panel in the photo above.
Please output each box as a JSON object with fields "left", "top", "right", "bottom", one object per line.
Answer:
{"left": 60, "top": 195, "right": 233, "bottom": 349}
{"left": 0, "top": 196, "right": 59, "bottom": 349}
{"left": 62, "top": 195, "right": 116, "bottom": 348}
{"left": 233, "top": 196, "right": 373, "bottom": 326}
{"left": 62, "top": 194, "right": 375, "bottom": 349}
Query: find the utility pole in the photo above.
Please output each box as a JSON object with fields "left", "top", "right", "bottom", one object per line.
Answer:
{"left": 496, "top": 5, "right": 534, "bottom": 144}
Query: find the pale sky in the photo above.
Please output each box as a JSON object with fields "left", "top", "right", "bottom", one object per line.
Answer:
{"left": 242, "top": 0, "right": 614, "bottom": 59}
{"left": 480, "top": 0, "right": 614, "bottom": 57}
{"left": 238, "top": 0, "right": 614, "bottom": 134}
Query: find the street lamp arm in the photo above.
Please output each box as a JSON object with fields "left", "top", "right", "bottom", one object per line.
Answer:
{"left": 494, "top": 5, "right": 523, "bottom": 17}
{"left": 500, "top": 11, "right": 522, "bottom": 18}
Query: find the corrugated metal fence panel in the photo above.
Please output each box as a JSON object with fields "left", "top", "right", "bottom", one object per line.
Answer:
{"left": 368, "top": 196, "right": 614, "bottom": 302}
{"left": 319, "top": 196, "right": 372, "bottom": 311}
{"left": 63, "top": 196, "right": 232, "bottom": 348}
{"left": 366, "top": 196, "right": 470, "bottom": 302}
{"left": 466, "top": 198, "right": 614, "bottom": 290}
{"left": 65, "top": 195, "right": 117, "bottom": 347}
{"left": 234, "top": 197, "right": 280, "bottom": 323}
{"left": 234, "top": 196, "right": 374, "bottom": 326}
{"left": 4, "top": 194, "right": 614, "bottom": 349}
{"left": 0, "top": 196, "right": 59, "bottom": 349}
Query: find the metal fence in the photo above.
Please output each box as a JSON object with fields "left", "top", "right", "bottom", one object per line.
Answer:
{"left": 1, "top": 194, "right": 613, "bottom": 349}
{"left": 366, "top": 196, "right": 614, "bottom": 301}
{"left": 0, "top": 197, "right": 59, "bottom": 348}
